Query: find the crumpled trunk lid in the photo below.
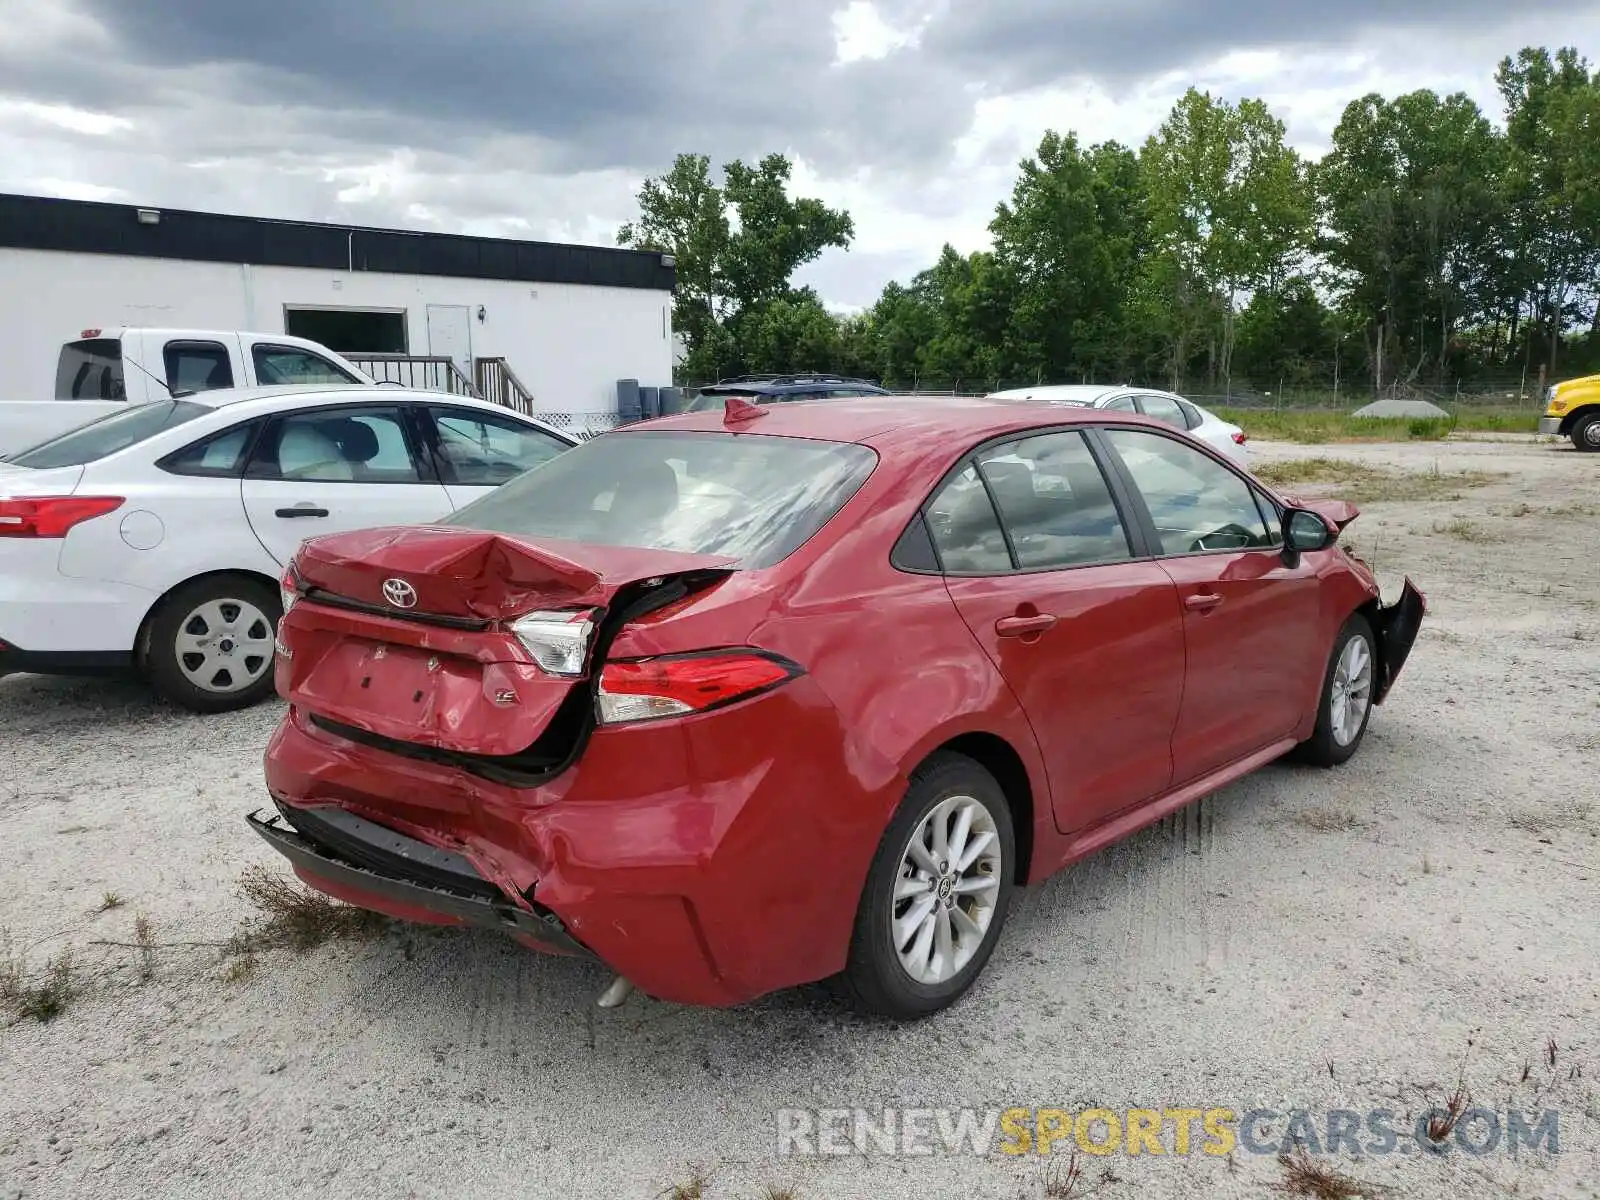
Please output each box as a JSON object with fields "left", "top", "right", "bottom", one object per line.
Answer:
{"left": 278, "top": 526, "right": 734, "bottom": 758}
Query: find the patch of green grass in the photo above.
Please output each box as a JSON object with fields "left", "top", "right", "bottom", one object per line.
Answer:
{"left": 1216, "top": 405, "right": 1540, "bottom": 444}
{"left": 1, "top": 947, "right": 79, "bottom": 1024}
{"left": 1433, "top": 516, "right": 1499, "bottom": 543}
{"left": 1253, "top": 457, "right": 1502, "bottom": 504}
{"left": 97, "top": 891, "right": 124, "bottom": 912}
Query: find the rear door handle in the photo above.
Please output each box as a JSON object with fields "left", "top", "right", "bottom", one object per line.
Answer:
{"left": 995, "top": 613, "right": 1058, "bottom": 637}
{"left": 1185, "top": 592, "right": 1224, "bottom": 612}
{"left": 275, "top": 506, "right": 330, "bottom": 519}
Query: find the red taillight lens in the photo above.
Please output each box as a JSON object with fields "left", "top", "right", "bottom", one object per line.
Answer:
{"left": 1232, "top": 431, "right": 1248, "bottom": 445}
{"left": 0, "top": 495, "right": 124, "bottom": 538}
{"left": 596, "top": 650, "right": 800, "bottom": 725}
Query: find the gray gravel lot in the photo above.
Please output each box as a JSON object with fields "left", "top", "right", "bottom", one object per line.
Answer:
{"left": 1, "top": 436, "right": 1597, "bottom": 1200}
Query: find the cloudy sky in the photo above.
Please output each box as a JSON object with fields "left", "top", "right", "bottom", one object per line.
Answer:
{"left": 2, "top": 0, "right": 1597, "bottom": 309}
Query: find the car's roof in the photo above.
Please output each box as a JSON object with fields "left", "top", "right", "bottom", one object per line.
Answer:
{"left": 985, "top": 384, "right": 1122, "bottom": 403}
{"left": 634, "top": 393, "right": 1160, "bottom": 445}
{"left": 172, "top": 386, "right": 575, "bottom": 437}
{"left": 701, "top": 379, "right": 889, "bottom": 396}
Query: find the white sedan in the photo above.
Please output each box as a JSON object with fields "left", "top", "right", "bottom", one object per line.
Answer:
{"left": 0, "top": 386, "right": 577, "bottom": 711}
{"left": 985, "top": 384, "right": 1249, "bottom": 464}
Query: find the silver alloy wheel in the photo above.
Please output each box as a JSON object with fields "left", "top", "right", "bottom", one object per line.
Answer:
{"left": 1329, "top": 633, "right": 1374, "bottom": 747}
{"left": 1585, "top": 421, "right": 1600, "bottom": 448}
{"left": 892, "top": 794, "right": 1003, "bottom": 986}
{"left": 174, "top": 598, "right": 274, "bottom": 694}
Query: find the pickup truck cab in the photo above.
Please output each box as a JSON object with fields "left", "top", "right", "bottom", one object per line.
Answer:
{"left": 1540, "top": 374, "right": 1600, "bottom": 452}
{"left": 2, "top": 328, "right": 373, "bottom": 457}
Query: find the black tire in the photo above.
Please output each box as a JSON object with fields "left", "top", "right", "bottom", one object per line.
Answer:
{"left": 1298, "top": 613, "right": 1377, "bottom": 768}
{"left": 834, "top": 753, "right": 1015, "bottom": 1020}
{"left": 143, "top": 575, "right": 282, "bottom": 714}
{"left": 1571, "top": 412, "right": 1600, "bottom": 453}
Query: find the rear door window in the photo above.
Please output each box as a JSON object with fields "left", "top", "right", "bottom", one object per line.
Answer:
{"left": 249, "top": 407, "right": 425, "bottom": 483}
{"left": 164, "top": 341, "right": 235, "bottom": 394}
{"left": 8, "top": 401, "right": 211, "bottom": 468}
{"left": 974, "top": 432, "right": 1133, "bottom": 568}
{"left": 54, "top": 338, "right": 126, "bottom": 400}
{"left": 1137, "top": 394, "right": 1189, "bottom": 430}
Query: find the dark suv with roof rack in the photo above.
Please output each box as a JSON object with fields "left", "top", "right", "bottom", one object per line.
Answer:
{"left": 684, "top": 375, "right": 891, "bottom": 412}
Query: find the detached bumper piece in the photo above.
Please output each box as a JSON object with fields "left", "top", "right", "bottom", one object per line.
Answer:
{"left": 246, "top": 803, "right": 592, "bottom": 958}
{"left": 1538, "top": 416, "right": 1564, "bottom": 436}
{"left": 1371, "top": 576, "right": 1426, "bottom": 705}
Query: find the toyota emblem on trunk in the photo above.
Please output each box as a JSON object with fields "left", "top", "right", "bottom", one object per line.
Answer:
{"left": 382, "top": 578, "right": 418, "bottom": 609}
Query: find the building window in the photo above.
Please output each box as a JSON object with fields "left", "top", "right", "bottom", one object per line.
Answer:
{"left": 283, "top": 307, "right": 408, "bottom": 355}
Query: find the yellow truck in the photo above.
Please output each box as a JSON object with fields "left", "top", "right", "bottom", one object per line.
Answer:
{"left": 1541, "top": 373, "right": 1600, "bottom": 451}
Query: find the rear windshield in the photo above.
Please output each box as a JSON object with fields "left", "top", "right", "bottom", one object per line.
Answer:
{"left": 444, "top": 430, "right": 877, "bottom": 569}
{"left": 8, "top": 401, "right": 211, "bottom": 469}
{"left": 55, "top": 338, "right": 126, "bottom": 400}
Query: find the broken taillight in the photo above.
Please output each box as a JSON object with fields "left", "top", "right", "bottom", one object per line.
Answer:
{"left": 0, "top": 496, "right": 124, "bottom": 538}
{"left": 1232, "top": 431, "right": 1248, "bottom": 445}
{"left": 279, "top": 566, "right": 299, "bottom": 615}
{"left": 511, "top": 610, "right": 596, "bottom": 677}
{"left": 595, "top": 650, "right": 800, "bottom": 725}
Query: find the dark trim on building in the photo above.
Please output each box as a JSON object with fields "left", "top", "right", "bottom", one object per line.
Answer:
{"left": 0, "top": 192, "right": 676, "bottom": 293}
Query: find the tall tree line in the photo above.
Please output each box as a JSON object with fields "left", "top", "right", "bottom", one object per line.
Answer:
{"left": 619, "top": 45, "right": 1600, "bottom": 393}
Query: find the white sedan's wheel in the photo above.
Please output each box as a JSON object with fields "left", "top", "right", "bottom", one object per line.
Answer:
{"left": 146, "top": 575, "right": 282, "bottom": 713}
{"left": 174, "top": 597, "right": 275, "bottom": 694}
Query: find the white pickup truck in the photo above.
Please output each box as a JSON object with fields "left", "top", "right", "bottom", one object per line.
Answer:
{"left": 0, "top": 328, "right": 374, "bottom": 457}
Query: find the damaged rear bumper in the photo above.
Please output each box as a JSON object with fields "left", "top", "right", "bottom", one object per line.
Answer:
{"left": 1371, "top": 577, "right": 1426, "bottom": 705}
{"left": 246, "top": 804, "right": 593, "bottom": 958}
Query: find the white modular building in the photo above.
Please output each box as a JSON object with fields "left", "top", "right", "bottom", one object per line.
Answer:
{"left": 0, "top": 193, "right": 677, "bottom": 435}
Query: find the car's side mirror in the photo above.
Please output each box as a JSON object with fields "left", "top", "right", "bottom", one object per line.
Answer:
{"left": 1284, "top": 507, "right": 1337, "bottom": 553}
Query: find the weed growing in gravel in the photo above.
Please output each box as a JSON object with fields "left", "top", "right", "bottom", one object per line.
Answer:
{"left": 1276, "top": 1147, "right": 1386, "bottom": 1198}
{"left": 228, "top": 865, "right": 389, "bottom": 955}
{"left": 759, "top": 1188, "right": 798, "bottom": 1200}
{"left": 1433, "top": 516, "right": 1498, "bottom": 542}
{"left": 658, "top": 1164, "right": 709, "bottom": 1200}
{"left": 97, "top": 891, "right": 124, "bottom": 912}
{"left": 133, "top": 913, "right": 157, "bottom": 982}
{"left": 1, "top": 945, "right": 79, "bottom": 1024}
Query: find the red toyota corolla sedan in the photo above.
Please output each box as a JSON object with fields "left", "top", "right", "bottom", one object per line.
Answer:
{"left": 251, "top": 396, "right": 1424, "bottom": 1019}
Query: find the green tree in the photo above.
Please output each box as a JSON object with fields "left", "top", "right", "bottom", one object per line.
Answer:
{"left": 618, "top": 153, "right": 853, "bottom": 381}
{"left": 1496, "top": 47, "right": 1600, "bottom": 373}
{"left": 990, "top": 132, "right": 1147, "bottom": 383}
{"left": 1317, "top": 89, "right": 1504, "bottom": 387}
{"left": 1139, "top": 90, "right": 1314, "bottom": 391}
{"left": 616, "top": 154, "right": 729, "bottom": 382}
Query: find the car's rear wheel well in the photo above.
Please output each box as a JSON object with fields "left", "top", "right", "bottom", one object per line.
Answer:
{"left": 135, "top": 568, "right": 282, "bottom": 674}
{"left": 931, "top": 733, "right": 1034, "bottom": 885}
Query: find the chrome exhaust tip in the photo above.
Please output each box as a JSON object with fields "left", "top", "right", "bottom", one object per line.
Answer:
{"left": 596, "top": 975, "right": 635, "bottom": 1009}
